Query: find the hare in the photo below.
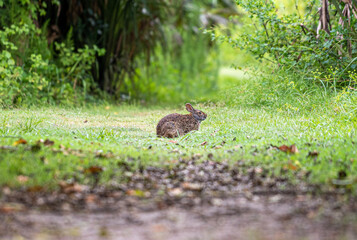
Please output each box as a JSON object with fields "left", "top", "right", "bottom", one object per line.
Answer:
{"left": 156, "top": 103, "right": 207, "bottom": 138}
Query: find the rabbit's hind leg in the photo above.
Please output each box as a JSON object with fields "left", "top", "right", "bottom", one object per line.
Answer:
{"left": 162, "top": 121, "right": 180, "bottom": 138}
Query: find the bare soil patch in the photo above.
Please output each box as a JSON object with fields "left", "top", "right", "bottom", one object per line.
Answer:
{"left": 1, "top": 159, "right": 357, "bottom": 239}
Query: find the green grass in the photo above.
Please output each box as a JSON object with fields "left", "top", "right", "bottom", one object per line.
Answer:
{"left": 1, "top": 73, "right": 357, "bottom": 193}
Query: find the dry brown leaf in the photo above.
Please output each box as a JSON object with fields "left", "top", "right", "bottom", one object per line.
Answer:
{"left": 44, "top": 139, "right": 55, "bottom": 146}
{"left": 58, "top": 181, "right": 88, "bottom": 194}
{"left": 200, "top": 141, "right": 208, "bottom": 146}
{"left": 27, "top": 185, "right": 44, "bottom": 193}
{"left": 13, "top": 138, "right": 27, "bottom": 146}
{"left": 168, "top": 140, "right": 177, "bottom": 144}
{"left": 0, "top": 203, "right": 25, "bottom": 213}
{"left": 84, "top": 166, "right": 103, "bottom": 174}
{"left": 279, "top": 145, "right": 290, "bottom": 152}
{"left": 283, "top": 162, "right": 299, "bottom": 171}
{"left": 85, "top": 194, "right": 98, "bottom": 204}
{"left": 278, "top": 144, "right": 299, "bottom": 154}
{"left": 182, "top": 182, "right": 203, "bottom": 191}
{"left": 287, "top": 163, "right": 299, "bottom": 171}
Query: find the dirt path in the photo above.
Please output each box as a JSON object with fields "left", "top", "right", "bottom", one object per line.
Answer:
{"left": 1, "top": 159, "right": 357, "bottom": 239}
{"left": 2, "top": 195, "right": 357, "bottom": 240}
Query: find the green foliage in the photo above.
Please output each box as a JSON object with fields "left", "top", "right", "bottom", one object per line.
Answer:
{"left": 0, "top": 21, "right": 105, "bottom": 107}
{"left": 42, "top": 0, "right": 237, "bottom": 102}
{"left": 217, "top": 0, "right": 357, "bottom": 87}
{"left": 126, "top": 30, "right": 220, "bottom": 103}
{"left": 0, "top": 0, "right": 237, "bottom": 106}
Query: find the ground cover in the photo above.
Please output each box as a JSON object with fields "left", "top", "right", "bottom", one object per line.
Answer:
{"left": 1, "top": 75, "right": 357, "bottom": 239}
{"left": 0, "top": 99, "right": 356, "bottom": 191}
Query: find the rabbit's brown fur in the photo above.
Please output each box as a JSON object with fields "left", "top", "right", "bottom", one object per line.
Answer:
{"left": 156, "top": 103, "right": 207, "bottom": 138}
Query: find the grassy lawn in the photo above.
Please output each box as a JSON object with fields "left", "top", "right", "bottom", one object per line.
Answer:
{"left": 1, "top": 92, "right": 357, "bottom": 192}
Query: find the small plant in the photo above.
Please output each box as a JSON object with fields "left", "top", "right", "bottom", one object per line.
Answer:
{"left": 0, "top": 115, "right": 9, "bottom": 135}
{"left": 18, "top": 117, "right": 44, "bottom": 134}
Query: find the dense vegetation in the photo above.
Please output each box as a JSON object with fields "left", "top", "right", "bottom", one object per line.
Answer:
{"left": 217, "top": 0, "right": 357, "bottom": 87}
{"left": 0, "top": 0, "right": 237, "bottom": 107}
{"left": 0, "top": 0, "right": 357, "bottom": 194}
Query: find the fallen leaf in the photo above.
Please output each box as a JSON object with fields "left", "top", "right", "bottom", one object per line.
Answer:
{"left": 287, "top": 163, "right": 298, "bottom": 171}
{"left": 200, "top": 141, "right": 208, "bottom": 146}
{"left": 13, "top": 138, "right": 27, "bottom": 146}
{"left": 27, "top": 185, "right": 44, "bottom": 193}
{"left": 0, "top": 203, "right": 25, "bottom": 213}
{"left": 58, "top": 181, "right": 88, "bottom": 194}
{"left": 290, "top": 144, "right": 299, "bottom": 154}
{"left": 283, "top": 161, "right": 300, "bottom": 171}
{"left": 168, "top": 188, "right": 183, "bottom": 197}
{"left": 214, "top": 145, "right": 222, "bottom": 149}
{"left": 182, "top": 182, "right": 203, "bottom": 191}
{"left": 83, "top": 120, "right": 88, "bottom": 123}
{"left": 278, "top": 144, "right": 299, "bottom": 154}
{"left": 85, "top": 194, "right": 98, "bottom": 204}
{"left": 44, "top": 139, "right": 55, "bottom": 146}
{"left": 168, "top": 140, "right": 177, "bottom": 144}
{"left": 279, "top": 145, "right": 290, "bottom": 152}
{"left": 84, "top": 166, "right": 103, "bottom": 174}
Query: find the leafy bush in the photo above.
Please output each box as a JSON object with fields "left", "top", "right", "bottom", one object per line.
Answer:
{"left": 217, "top": 0, "right": 357, "bottom": 88}
{"left": 0, "top": 23, "right": 104, "bottom": 107}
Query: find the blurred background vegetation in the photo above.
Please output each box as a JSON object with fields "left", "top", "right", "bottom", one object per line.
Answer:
{"left": 0, "top": 0, "right": 356, "bottom": 107}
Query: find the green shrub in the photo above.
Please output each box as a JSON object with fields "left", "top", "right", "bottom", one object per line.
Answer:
{"left": 216, "top": 0, "right": 357, "bottom": 88}
{"left": 0, "top": 23, "right": 104, "bottom": 107}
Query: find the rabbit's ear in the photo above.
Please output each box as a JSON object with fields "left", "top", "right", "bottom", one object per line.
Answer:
{"left": 186, "top": 103, "right": 194, "bottom": 113}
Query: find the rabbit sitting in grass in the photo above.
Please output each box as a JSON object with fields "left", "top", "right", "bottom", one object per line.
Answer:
{"left": 156, "top": 103, "right": 207, "bottom": 138}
